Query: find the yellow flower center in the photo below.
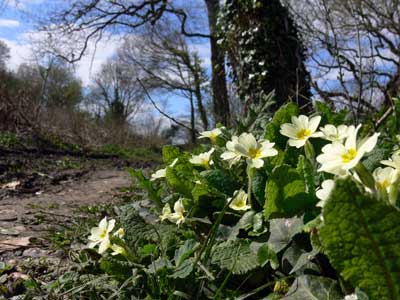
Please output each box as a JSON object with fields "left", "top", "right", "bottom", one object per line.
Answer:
{"left": 248, "top": 147, "right": 262, "bottom": 158}
{"left": 296, "top": 128, "right": 312, "bottom": 140}
{"left": 378, "top": 179, "right": 390, "bottom": 190}
{"left": 100, "top": 230, "right": 107, "bottom": 239}
{"left": 341, "top": 148, "right": 357, "bottom": 163}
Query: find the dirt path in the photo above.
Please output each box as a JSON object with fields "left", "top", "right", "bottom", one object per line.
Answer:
{"left": 0, "top": 168, "right": 131, "bottom": 259}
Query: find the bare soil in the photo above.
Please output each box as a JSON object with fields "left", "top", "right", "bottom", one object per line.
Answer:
{"left": 0, "top": 150, "right": 151, "bottom": 259}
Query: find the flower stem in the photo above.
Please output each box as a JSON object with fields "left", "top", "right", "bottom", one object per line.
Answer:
{"left": 247, "top": 166, "right": 255, "bottom": 208}
{"left": 354, "top": 162, "right": 375, "bottom": 191}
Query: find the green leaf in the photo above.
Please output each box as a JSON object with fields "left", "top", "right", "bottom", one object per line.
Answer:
{"left": 363, "top": 147, "right": 392, "bottom": 172}
{"left": 174, "top": 239, "right": 198, "bottom": 267}
{"left": 267, "top": 217, "right": 303, "bottom": 253}
{"left": 320, "top": 179, "right": 400, "bottom": 300}
{"left": 296, "top": 155, "right": 315, "bottom": 193}
{"left": 170, "top": 258, "right": 194, "bottom": 279}
{"left": 251, "top": 242, "right": 278, "bottom": 269}
{"left": 265, "top": 102, "right": 299, "bottom": 150}
{"left": 162, "top": 145, "right": 181, "bottom": 164}
{"left": 289, "top": 249, "right": 319, "bottom": 274}
{"left": 128, "top": 168, "right": 162, "bottom": 209}
{"left": 165, "top": 167, "right": 193, "bottom": 198}
{"left": 281, "top": 275, "right": 343, "bottom": 300}
{"left": 201, "top": 169, "right": 239, "bottom": 196}
{"left": 228, "top": 211, "right": 256, "bottom": 240}
{"left": 252, "top": 169, "right": 268, "bottom": 206}
{"left": 265, "top": 165, "right": 315, "bottom": 220}
{"left": 211, "top": 240, "right": 259, "bottom": 275}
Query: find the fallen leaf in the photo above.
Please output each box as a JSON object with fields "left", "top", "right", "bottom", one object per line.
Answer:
{"left": 1, "top": 181, "right": 20, "bottom": 190}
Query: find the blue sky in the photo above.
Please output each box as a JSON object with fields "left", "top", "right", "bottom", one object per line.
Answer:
{"left": 0, "top": 0, "right": 212, "bottom": 120}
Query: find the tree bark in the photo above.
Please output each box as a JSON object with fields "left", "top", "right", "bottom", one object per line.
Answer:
{"left": 204, "top": 0, "right": 231, "bottom": 126}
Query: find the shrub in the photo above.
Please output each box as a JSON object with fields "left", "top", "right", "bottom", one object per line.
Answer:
{"left": 63, "top": 103, "right": 400, "bottom": 299}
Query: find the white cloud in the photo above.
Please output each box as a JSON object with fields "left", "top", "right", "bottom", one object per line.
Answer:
{"left": 3, "top": 30, "right": 123, "bottom": 86}
{"left": 0, "top": 19, "right": 20, "bottom": 27}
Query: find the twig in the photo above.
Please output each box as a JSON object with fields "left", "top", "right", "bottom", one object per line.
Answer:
{"left": 375, "top": 106, "right": 394, "bottom": 130}
{"left": 137, "top": 78, "right": 199, "bottom": 134}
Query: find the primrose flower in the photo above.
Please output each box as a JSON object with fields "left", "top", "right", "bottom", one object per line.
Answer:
{"left": 221, "top": 136, "right": 242, "bottom": 166}
{"left": 316, "top": 179, "right": 335, "bottom": 207}
{"left": 151, "top": 158, "right": 179, "bottom": 181}
{"left": 381, "top": 153, "right": 400, "bottom": 173}
{"left": 373, "top": 167, "right": 398, "bottom": 193}
{"left": 344, "top": 294, "right": 358, "bottom": 300}
{"left": 113, "top": 228, "right": 125, "bottom": 239}
{"left": 190, "top": 148, "right": 215, "bottom": 167}
{"left": 88, "top": 217, "right": 115, "bottom": 254}
{"left": 317, "top": 125, "right": 379, "bottom": 175}
{"left": 160, "top": 199, "right": 186, "bottom": 225}
{"left": 198, "top": 127, "right": 224, "bottom": 142}
{"left": 319, "top": 124, "right": 351, "bottom": 142}
{"left": 228, "top": 190, "right": 251, "bottom": 211}
{"left": 231, "top": 133, "right": 278, "bottom": 169}
{"left": 110, "top": 244, "right": 126, "bottom": 256}
{"left": 280, "top": 115, "right": 322, "bottom": 148}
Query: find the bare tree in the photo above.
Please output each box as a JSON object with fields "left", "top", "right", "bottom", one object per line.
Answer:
{"left": 0, "top": 40, "right": 10, "bottom": 70}
{"left": 118, "top": 22, "right": 210, "bottom": 137}
{"left": 88, "top": 58, "right": 145, "bottom": 125}
{"left": 285, "top": 0, "right": 400, "bottom": 123}
{"left": 40, "top": 0, "right": 231, "bottom": 125}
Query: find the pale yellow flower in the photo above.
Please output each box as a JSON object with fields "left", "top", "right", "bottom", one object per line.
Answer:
{"left": 189, "top": 148, "right": 215, "bottom": 167}
{"left": 160, "top": 199, "right": 186, "bottom": 225}
{"left": 150, "top": 158, "right": 179, "bottom": 181}
{"left": 280, "top": 115, "right": 322, "bottom": 148}
{"left": 319, "top": 124, "right": 351, "bottom": 142}
{"left": 110, "top": 244, "right": 126, "bottom": 256}
{"left": 316, "top": 179, "right": 335, "bottom": 207}
{"left": 317, "top": 125, "right": 379, "bottom": 175}
{"left": 198, "top": 127, "right": 224, "bottom": 142}
{"left": 88, "top": 217, "right": 115, "bottom": 254}
{"left": 221, "top": 136, "right": 242, "bottom": 166}
{"left": 223, "top": 133, "right": 277, "bottom": 169}
{"left": 228, "top": 190, "right": 251, "bottom": 211}
{"left": 381, "top": 153, "right": 400, "bottom": 173}
{"left": 373, "top": 167, "right": 398, "bottom": 193}
{"left": 113, "top": 228, "right": 125, "bottom": 239}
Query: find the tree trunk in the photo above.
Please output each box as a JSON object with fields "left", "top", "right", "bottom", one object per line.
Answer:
{"left": 193, "top": 56, "right": 209, "bottom": 130}
{"left": 189, "top": 92, "right": 196, "bottom": 144}
{"left": 204, "top": 0, "right": 231, "bottom": 126}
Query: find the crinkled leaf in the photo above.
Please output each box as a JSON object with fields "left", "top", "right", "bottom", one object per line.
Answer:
{"left": 265, "top": 165, "right": 315, "bottom": 220}
{"left": 281, "top": 275, "right": 343, "bottom": 300}
{"left": 211, "top": 240, "right": 259, "bottom": 275}
{"left": 252, "top": 169, "right": 268, "bottom": 206}
{"left": 174, "top": 239, "right": 198, "bottom": 267}
{"left": 170, "top": 258, "right": 194, "bottom": 279}
{"left": 228, "top": 211, "right": 256, "bottom": 241}
{"left": 162, "top": 145, "right": 181, "bottom": 164}
{"left": 320, "top": 179, "right": 400, "bottom": 300}
{"left": 165, "top": 167, "right": 193, "bottom": 198}
{"left": 201, "top": 169, "right": 239, "bottom": 196}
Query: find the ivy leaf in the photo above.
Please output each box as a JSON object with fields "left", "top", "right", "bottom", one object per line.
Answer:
{"left": 289, "top": 249, "right": 319, "bottom": 274}
{"left": 268, "top": 217, "right": 303, "bottom": 253}
{"left": 265, "top": 165, "right": 315, "bottom": 220}
{"left": 251, "top": 242, "right": 278, "bottom": 269}
{"left": 320, "top": 179, "right": 400, "bottom": 300}
{"left": 281, "top": 275, "right": 343, "bottom": 300}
